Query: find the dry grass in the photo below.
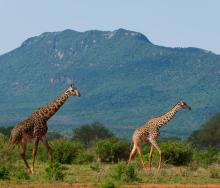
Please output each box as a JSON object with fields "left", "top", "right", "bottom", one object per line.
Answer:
{"left": 1, "top": 161, "right": 220, "bottom": 187}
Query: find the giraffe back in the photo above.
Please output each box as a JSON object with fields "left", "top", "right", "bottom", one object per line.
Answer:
{"left": 10, "top": 115, "right": 48, "bottom": 144}
{"left": 132, "top": 122, "right": 160, "bottom": 145}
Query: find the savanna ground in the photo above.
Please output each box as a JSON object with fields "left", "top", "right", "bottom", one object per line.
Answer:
{"left": 1, "top": 161, "right": 220, "bottom": 188}
{"left": 1, "top": 122, "right": 220, "bottom": 188}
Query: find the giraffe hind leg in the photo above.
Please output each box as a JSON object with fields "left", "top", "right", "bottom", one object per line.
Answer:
{"left": 149, "top": 138, "right": 162, "bottom": 172}
{"left": 136, "top": 144, "right": 147, "bottom": 170}
{"left": 128, "top": 144, "right": 137, "bottom": 164}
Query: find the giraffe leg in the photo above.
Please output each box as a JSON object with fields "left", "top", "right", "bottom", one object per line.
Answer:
{"left": 19, "top": 140, "right": 31, "bottom": 173}
{"left": 148, "top": 145, "right": 154, "bottom": 170}
{"left": 128, "top": 144, "right": 137, "bottom": 164}
{"left": 41, "top": 136, "right": 53, "bottom": 162}
{"left": 149, "top": 138, "right": 162, "bottom": 172}
{"left": 136, "top": 145, "right": 146, "bottom": 170}
{"left": 31, "top": 138, "right": 39, "bottom": 174}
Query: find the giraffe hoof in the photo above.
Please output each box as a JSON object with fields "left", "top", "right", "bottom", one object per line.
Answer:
{"left": 27, "top": 168, "right": 34, "bottom": 174}
{"left": 27, "top": 168, "right": 32, "bottom": 174}
{"left": 30, "top": 168, "right": 35, "bottom": 174}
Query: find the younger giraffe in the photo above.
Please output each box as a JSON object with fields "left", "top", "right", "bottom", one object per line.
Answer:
{"left": 128, "top": 100, "right": 191, "bottom": 171}
{"left": 10, "top": 84, "right": 80, "bottom": 173}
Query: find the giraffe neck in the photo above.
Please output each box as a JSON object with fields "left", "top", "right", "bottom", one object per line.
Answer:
{"left": 33, "top": 92, "right": 69, "bottom": 121}
{"left": 157, "top": 104, "right": 181, "bottom": 128}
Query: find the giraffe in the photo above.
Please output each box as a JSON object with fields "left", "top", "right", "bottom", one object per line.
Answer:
{"left": 128, "top": 100, "right": 191, "bottom": 171}
{"left": 10, "top": 84, "right": 80, "bottom": 174}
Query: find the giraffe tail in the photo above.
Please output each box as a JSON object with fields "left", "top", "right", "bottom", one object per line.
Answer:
{"left": 129, "top": 139, "right": 133, "bottom": 151}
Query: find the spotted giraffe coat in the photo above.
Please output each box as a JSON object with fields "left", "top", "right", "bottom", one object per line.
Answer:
{"left": 10, "top": 93, "right": 70, "bottom": 144}
{"left": 132, "top": 104, "right": 182, "bottom": 145}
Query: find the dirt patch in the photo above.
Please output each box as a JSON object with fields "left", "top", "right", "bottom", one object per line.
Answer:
{"left": 1, "top": 183, "right": 220, "bottom": 188}
{"left": 122, "top": 183, "right": 220, "bottom": 188}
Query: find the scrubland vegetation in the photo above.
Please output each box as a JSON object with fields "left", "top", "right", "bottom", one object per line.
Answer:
{"left": 0, "top": 115, "right": 220, "bottom": 187}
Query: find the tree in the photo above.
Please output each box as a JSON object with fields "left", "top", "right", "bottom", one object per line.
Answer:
{"left": 160, "top": 141, "right": 193, "bottom": 165}
{"left": 188, "top": 113, "right": 220, "bottom": 147}
{"left": 47, "top": 132, "right": 65, "bottom": 141}
{"left": 0, "top": 126, "right": 13, "bottom": 137}
{"left": 72, "top": 122, "right": 114, "bottom": 147}
{"left": 94, "top": 138, "right": 130, "bottom": 163}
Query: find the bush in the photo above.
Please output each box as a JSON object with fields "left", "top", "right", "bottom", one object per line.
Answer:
{"left": 209, "top": 168, "right": 220, "bottom": 178}
{"left": 45, "top": 162, "right": 64, "bottom": 181}
{"left": 94, "top": 138, "right": 130, "bottom": 163}
{"left": 75, "top": 150, "right": 94, "bottom": 164}
{"left": 52, "top": 140, "right": 84, "bottom": 164}
{"left": 188, "top": 113, "right": 220, "bottom": 147}
{"left": 14, "top": 169, "right": 30, "bottom": 180}
{"left": 72, "top": 122, "right": 114, "bottom": 147}
{"left": 47, "top": 132, "right": 65, "bottom": 141}
{"left": 0, "top": 165, "right": 10, "bottom": 180}
{"left": 193, "top": 148, "right": 218, "bottom": 165}
{"left": 100, "top": 181, "right": 116, "bottom": 188}
{"left": 110, "top": 162, "right": 137, "bottom": 182}
{"left": 90, "top": 163, "right": 101, "bottom": 172}
{"left": 160, "top": 141, "right": 193, "bottom": 166}
{"left": 25, "top": 143, "right": 48, "bottom": 162}
{"left": 0, "top": 126, "right": 13, "bottom": 137}
{"left": 213, "top": 152, "right": 220, "bottom": 165}
{"left": 0, "top": 133, "right": 17, "bottom": 166}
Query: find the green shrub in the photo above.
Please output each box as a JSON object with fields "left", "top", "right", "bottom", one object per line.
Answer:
{"left": 100, "top": 180, "right": 116, "bottom": 188}
{"left": 72, "top": 122, "right": 114, "bottom": 147}
{"left": 0, "top": 133, "right": 17, "bottom": 166}
{"left": 94, "top": 138, "right": 130, "bottom": 163}
{"left": 209, "top": 168, "right": 220, "bottom": 178}
{"left": 45, "top": 162, "right": 64, "bottom": 181}
{"left": 110, "top": 162, "right": 137, "bottom": 182}
{"left": 90, "top": 163, "right": 101, "bottom": 172}
{"left": 193, "top": 148, "right": 218, "bottom": 165}
{"left": 52, "top": 140, "right": 84, "bottom": 164}
{"left": 0, "top": 126, "right": 13, "bottom": 137}
{"left": 25, "top": 143, "right": 48, "bottom": 162}
{"left": 213, "top": 152, "right": 220, "bottom": 165}
{"left": 75, "top": 150, "right": 94, "bottom": 164}
{"left": 0, "top": 165, "right": 10, "bottom": 180}
{"left": 188, "top": 113, "right": 220, "bottom": 147}
{"left": 160, "top": 141, "right": 193, "bottom": 166}
{"left": 14, "top": 169, "right": 30, "bottom": 180}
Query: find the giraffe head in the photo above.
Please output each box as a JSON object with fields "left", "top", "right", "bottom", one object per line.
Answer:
{"left": 65, "top": 84, "right": 81, "bottom": 97}
{"left": 178, "top": 100, "right": 191, "bottom": 110}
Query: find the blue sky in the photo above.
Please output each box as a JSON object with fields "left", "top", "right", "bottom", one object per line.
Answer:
{"left": 0, "top": 0, "right": 220, "bottom": 55}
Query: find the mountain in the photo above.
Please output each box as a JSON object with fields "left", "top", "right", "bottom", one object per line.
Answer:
{"left": 0, "top": 28, "right": 220, "bottom": 138}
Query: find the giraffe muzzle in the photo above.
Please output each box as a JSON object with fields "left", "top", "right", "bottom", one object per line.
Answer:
{"left": 76, "top": 91, "right": 81, "bottom": 97}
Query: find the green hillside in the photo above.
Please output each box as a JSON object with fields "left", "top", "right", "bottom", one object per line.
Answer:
{"left": 0, "top": 28, "right": 220, "bottom": 138}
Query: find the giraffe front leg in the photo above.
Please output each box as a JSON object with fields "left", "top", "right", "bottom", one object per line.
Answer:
{"left": 148, "top": 145, "right": 154, "bottom": 170}
{"left": 41, "top": 136, "right": 53, "bottom": 162}
{"left": 31, "top": 138, "right": 39, "bottom": 174}
{"left": 149, "top": 138, "right": 162, "bottom": 172}
{"left": 19, "top": 140, "right": 31, "bottom": 173}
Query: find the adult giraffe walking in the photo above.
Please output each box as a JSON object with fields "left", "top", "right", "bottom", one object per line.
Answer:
{"left": 10, "top": 84, "right": 80, "bottom": 173}
{"left": 128, "top": 100, "right": 191, "bottom": 171}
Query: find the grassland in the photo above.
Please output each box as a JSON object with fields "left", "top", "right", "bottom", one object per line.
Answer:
{"left": 1, "top": 160, "right": 220, "bottom": 188}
